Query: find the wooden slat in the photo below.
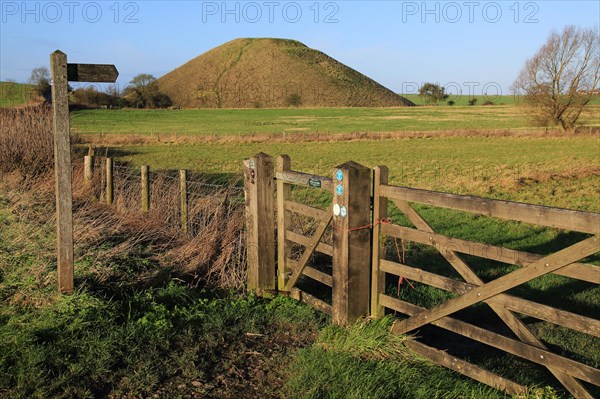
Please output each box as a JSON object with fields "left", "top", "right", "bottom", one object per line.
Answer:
{"left": 276, "top": 170, "right": 332, "bottom": 190}
{"left": 381, "top": 260, "right": 600, "bottom": 337}
{"left": 288, "top": 259, "right": 333, "bottom": 287}
{"left": 381, "top": 223, "right": 599, "bottom": 284}
{"left": 290, "top": 288, "right": 332, "bottom": 316}
{"left": 285, "top": 200, "right": 329, "bottom": 221}
{"left": 284, "top": 210, "right": 333, "bottom": 291}
{"left": 286, "top": 230, "right": 333, "bottom": 256}
{"left": 381, "top": 260, "right": 471, "bottom": 295}
{"left": 405, "top": 340, "right": 526, "bottom": 395}
{"left": 392, "top": 235, "right": 599, "bottom": 336}
{"left": 371, "top": 166, "right": 388, "bottom": 317}
{"left": 277, "top": 155, "right": 292, "bottom": 290}
{"left": 381, "top": 295, "right": 600, "bottom": 385}
{"left": 381, "top": 184, "right": 600, "bottom": 234}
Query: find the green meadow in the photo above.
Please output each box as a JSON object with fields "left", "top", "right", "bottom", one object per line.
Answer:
{"left": 71, "top": 102, "right": 600, "bottom": 137}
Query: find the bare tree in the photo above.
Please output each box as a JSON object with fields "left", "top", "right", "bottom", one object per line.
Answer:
{"left": 514, "top": 25, "right": 599, "bottom": 131}
{"left": 28, "top": 66, "right": 52, "bottom": 100}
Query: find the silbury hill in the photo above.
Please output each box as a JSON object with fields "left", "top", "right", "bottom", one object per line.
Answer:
{"left": 157, "top": 38, "right": 414, "bottom": 108}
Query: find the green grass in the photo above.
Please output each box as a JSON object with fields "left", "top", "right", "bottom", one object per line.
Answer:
{"left": 2, "top": 189, "right": 563, "bottom": 399}
{"left": 106, "top": 136, "right": 600, "bottom": 211}
{"left": 0, "top": 81, "right": 34, "bottom": 108}
{"left": 71, "top": 103, "right": 600, "bottom": 136}
{"left": 0, "top": 194, "right": 325, "bottom": 398}
{"left": 401, "top": 94, "right": 600, "bottom": 106}
{"left": 401, "top": 94, "right": 522, "bottom": 106}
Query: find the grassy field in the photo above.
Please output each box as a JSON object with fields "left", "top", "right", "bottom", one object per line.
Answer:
{"left": 0, "top": 81, "right": 34, "bottom": 108}
{"left": 71, "top": 104, "right": 600, "bottom": 137}
{"left": 106, "top": 136, "right": 600, "bottom": 211}
{"left": 401, "top": 94, "right": 600, "bottom": 106}
{"left": 401, "top": 94, "right": 521, "bottom": 106}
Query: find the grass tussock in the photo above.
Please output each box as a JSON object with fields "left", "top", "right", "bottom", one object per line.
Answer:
{"left": 0, "top": 105, "right": 54, "bottom": 176}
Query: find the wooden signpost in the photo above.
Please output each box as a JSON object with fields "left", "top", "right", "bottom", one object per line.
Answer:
{"left": 50, "top": 50, "right": 118, "bottom": 293}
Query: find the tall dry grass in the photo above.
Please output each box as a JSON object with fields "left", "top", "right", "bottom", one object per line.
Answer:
{"left": 0, "top": 105, "right": 248, "bottom": 291}
{"left": 74, "top": 160, "right": 247, "bottom": 290}
{"left": 0, "top": 105, "right": 54, "bottom": 176}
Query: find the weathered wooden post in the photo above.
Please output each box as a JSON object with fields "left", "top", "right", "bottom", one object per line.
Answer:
{"left": 141, "top": 165, "right": 150, "bottom": 212}
{"left": 243, "top": 153, "right": 275, "bottom": 294}
{"left": 106, "top": 158, "right": 114, "bottom": 206}
{"left": 371, "top": 166, "right": 388, "bottom": 317}
{"left": 331, "top": 161, "right": 372, "bottom": 325}
{"left": 84, "top": 155, "right": 94, "bottom": 183}
{"left": 50, "top": 50, "right": 74, "bottom": 293}
{"left": 49, "top": 50, "right": 118, "bottom": 293}
{"left": 180, "top": 169, "right": 188, "bottom": 235}
{"left": 276, "top": 155, "right": 292, "bottom": 290}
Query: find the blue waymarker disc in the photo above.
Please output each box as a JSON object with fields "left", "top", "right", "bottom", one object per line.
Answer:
{"left": 336, "top": 170, "right": 343, "bottom": 181}
{"left": 340, "top": 206, "right": 347, "bottom": 218}
{"left": 336, "top": 184, "right": 343, "bottom": 196}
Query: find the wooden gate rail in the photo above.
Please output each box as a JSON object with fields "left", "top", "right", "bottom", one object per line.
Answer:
{"left": 372, "top": 166, "right": 600, "bottom": 398}
{"left": 379, "top": 259, "right": 600, "bottom": 337}
{"left": 379, "top": 185, "right": 600, "bottom": 234}
{"left": 380, "top": 223, "right": 599, "bottom": 284}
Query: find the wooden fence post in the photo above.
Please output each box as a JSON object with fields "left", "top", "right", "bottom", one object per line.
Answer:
{"left": 243, "top": 152, "right": 275, "bottom": 294}
{"left": 276, "top": 155, "right": 292, "bottom": 291}
{"left": 371, "top": 166, "right": 388, "bottom": 317}
{"left": 180, "top": 169, "right": 188, "bottom": 235}
{"left": 84, "top": 155, "right": 93, "bottom": 183}
{"left": 50, "top": 50, "right": 74, "bottom": 293}
{"left": 332, "top": 161, "right": 372, "bottom": 325}
{"left": 106, "top": 158, "right": 113, "bottom": 206}
{"left": 141, "top": 165, "right": 150, "bottom": 212}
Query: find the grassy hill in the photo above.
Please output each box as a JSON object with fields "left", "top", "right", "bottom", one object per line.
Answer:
{"left": 157, "top": 38, "right": 414, "bottom": 108}
{"left": 0, "top": 81, "right": 34, "bottom": 108}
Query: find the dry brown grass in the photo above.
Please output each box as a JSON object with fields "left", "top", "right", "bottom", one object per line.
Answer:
{"left": 69, "top": 159, "right": 248, "bottom": 290}
{"left": 1, "top": 106, "right": 248, "bottom": 292}
{"left": 80, "top": 126, "right": 600, "bottom": 147}
{"left": 0, "top": 105, "right": 54, "bottom": 176}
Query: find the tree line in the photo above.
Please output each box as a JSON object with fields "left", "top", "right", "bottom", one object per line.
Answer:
{"left": 27, "top": 68, "right": 172, "bottom": 109}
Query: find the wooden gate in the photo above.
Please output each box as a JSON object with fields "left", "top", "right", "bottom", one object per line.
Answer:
{"left": 243, "top": 153, "right": 372, "bottom": 324}
{"left": 371, "top": 166, "right": 600, "bottom": 398}
{"left": 243, "top": 153, "right": 600, "bottom": 398}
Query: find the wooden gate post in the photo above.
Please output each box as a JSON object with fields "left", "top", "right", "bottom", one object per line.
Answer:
{"left": 371, "top": 166, "right": 388, "bottom": 317}
{"left": 243, "top": 153, "right": 275, "bottom": 294}
{"left": 332, "top": 161, "right": 372, "bottom": 325}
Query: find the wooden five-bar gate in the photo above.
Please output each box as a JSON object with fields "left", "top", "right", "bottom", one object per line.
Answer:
{"left": 243, "top": 153, "right": 600, "bottom": 398}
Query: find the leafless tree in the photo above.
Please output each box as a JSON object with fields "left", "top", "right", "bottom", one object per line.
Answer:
{"left": 514, "top": 25, "right": 599, "bottom": 131}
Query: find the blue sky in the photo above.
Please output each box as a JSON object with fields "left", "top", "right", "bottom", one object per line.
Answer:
{"left": 1, "top": 0, "right": 598, "bottom": 96}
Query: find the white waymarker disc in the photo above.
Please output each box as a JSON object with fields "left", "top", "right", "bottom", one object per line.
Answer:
{"left": 333, "top": 204, "right": 341, "bottom": 216}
